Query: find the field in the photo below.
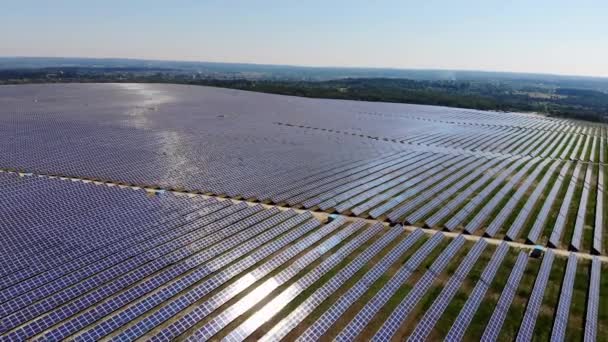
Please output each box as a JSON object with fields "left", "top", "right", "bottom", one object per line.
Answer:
{"left": 0, "top": 83, "right": 606, "bottom": 341}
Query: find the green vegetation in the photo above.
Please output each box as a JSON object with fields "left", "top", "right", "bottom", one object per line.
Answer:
{"left": 1, "top": 67, "right": 608, "bottom": 122}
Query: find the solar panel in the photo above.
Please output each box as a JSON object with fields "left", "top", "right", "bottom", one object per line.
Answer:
{"left": 549, "top": 162, "right": 583, "bottom": 247}
{"left": 327, "top": 153, "right": 431, "bottom": 212}
{"left": 516, "top": 249, "right": 555, "bottom": 341}
{"left": 551, "top": 254, "right": 577, "bottom": 341}
{"left": 594, "top": 165, "right": 605, "bottom": 254}
{"left": 1, "top": 201, "right": 258, "bottom": 316}
{"left": 527, "top": 162, "right": 571, "bottom": 244}
{"left": 482, "top": 251, "right": 529, "bottom": 341}
{"left": 579, "top": 135, "right": 592, "bottom": 161}
{"left": 407, "top": 239, "right": 487, "bottom": 341}
{"left": 314, "top": 153, "right": 427, "bottom": 210}
{"left": 389, "top": 158, "right": 485, "bottom": 222}
{"left": 371, "top": 235, "right": 466, "bottom": 341}
{"left": 298, "top": 228, "right": 434, "bottom": 341}
{"left": 403, "top": 158, "right": 499, "bottom": 224}
{"left": 590, "top": 136, "right": 598, "bottom": 162}
{"left": 571, "top": 165, "right": 593, "bottom": 251}
{"left": 425, "top": 157, "right": 513, "bottom": 227}
{"left": 90, "top": 215, "right": 341, "bottom": 342}
{"left": 570, "top": 135, "right": 584, "bottom": 160}
{"left": 445, "top": 242, "right": 509, "bottom": 340}
{"left": 445, "top": 157, "right": 528, "bottom": 231}
{"left": 220, "top": 221, "right": 381, "bottom": 341}
{"left": 0, "top": 84, "right": 603, "bottom": 342}
{"left": 584, "top": 257, "right": 601, "bottom": 342}
{"left": 185, "top": 218, "right": 361, "bottom": 341}
{"left": 336, "top": 234, "right": 443, "bottom": 341}
{"left": 60, "top": 212, "right": 320, "bottom": 341}
{"left": 485, "top": 159, "right": 552, "bottom": 237}
{"left": 349, "top": 154, "right": 454, "bottom": 216}
{"left": 302, "top": 153, "right": 421, "bottom": 208}
{"left": 465, "top": 158, "right": 539, "bottom": 234}
{"left": 505, "top": 160, "right": 560, "bottom": 240}
{"left": 257, "top": 226, "right": 415, "bottom": 342}
{"left": 370, "top": 155, "right": 471, "bottom": 219}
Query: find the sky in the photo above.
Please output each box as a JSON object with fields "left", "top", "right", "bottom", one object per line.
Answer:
{"left": 2, "top": 0, "right": 607, "bottom": 77}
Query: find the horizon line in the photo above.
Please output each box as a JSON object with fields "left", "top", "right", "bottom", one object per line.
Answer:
{"left": 2, "top": 55, "right": 607, "bottom": 80}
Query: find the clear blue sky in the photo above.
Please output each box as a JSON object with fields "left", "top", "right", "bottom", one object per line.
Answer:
{"left": 3, "top": 0, "right": 607, "bottom": 77}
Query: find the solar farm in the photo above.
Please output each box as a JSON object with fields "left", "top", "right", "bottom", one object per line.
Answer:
{"left": 0, "top": 83, "right": 607, "bottom": 341}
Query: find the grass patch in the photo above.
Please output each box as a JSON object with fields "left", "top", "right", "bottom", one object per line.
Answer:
{"left": 565, "top": 259, "right": 591, "bottom": 341}
{"left": 426, "top": 245, "right": 496, "bottom": 340}
{"left": 390, "top": 242, "right": 474, "bottom": 340}
{"left": 531, "top": 256, "right": 567, "bottom": 341}
{"left": 462, "top": 249, "right": 520, "bottom": 340}
{"left": 496, "top": 255, "right": 542, "bottom": 341}
{"left": 349, "top": 237, "right": 449, "bottom": 338}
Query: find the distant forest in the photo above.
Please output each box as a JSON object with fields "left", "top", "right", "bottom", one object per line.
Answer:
{"left": 1, "top": 65, "right": 608, "bottom": 123}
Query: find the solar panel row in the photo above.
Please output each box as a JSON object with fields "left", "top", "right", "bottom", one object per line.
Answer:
{"left": 516, "top": 249, "right": 555, "bottom": 341}
{"left": 0, "top": 165, "right": 603, "bottom": 342}
{"left": 259, "top": 226, "right": 414, "bottom": 342}
{"left": 298, "top": 232, "right": 443, "bottom": 341}
{"left": 527, "top": 162, "right": 571, "bottom": 244}
{"left": 585, "top": 257, "right": 601, "bottom": 342}
{"left": 222, "top": 222, "right": 386, "bottom": 341}
{"left": 505, "top": 160, "right": 561, "bottom": 240}
{"left": 334, "top": 233, "right": 444, "bottom": 342}
{"left": 551, "top": 253, "right": 578, "bottom": 342}
{"left": 372, "top": 236, "right": 466, "bottom": 341}
{"left": 445, "top": 242, "right": 509, "bottom": 341}
{"left": 482, "top": 251, "right": 529, "bottom": 341}
{"left": 407, "top": 239, "right": 488, "bottom": 341}
{"left": 549, "top": 162, "right": 584, "bottom": 248}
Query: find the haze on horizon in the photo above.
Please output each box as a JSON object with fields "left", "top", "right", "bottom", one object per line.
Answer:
{"left": 2, "top": 0, "right": 607, "bottom": 78}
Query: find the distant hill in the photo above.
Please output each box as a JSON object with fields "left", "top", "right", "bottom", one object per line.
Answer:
{"left": 1, "top": 57, "right": 608, "bottom": 92}
{"left": 1, "top": 57, "right": 607, "bottom": 122}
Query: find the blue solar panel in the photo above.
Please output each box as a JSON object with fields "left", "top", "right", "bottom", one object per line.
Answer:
{"left": 516, "top": 249, "right": 555, "bottom": 341}
{"left": 594, "top": 165, "right": 605, "bottom": 254}
{"left": 549, "top": 163, "right": 583, "bottom": 247}
{"left": 333, "top": 232, "right": 445, "bottom": 342}
{"left": 585, "top": 257, "right": 601, "bottom": 342}
{"left": 371, "top": 235, "right": 466, "bottom": 341}
{"left": 407, "top": 239, "right": 487, "bottom": 341}
{"left": 184, "top": 218, "right": 359, "bottom": 341}
{"left": 527, "top": 162, "right": 571, "bottom": 244}
{"left": 445, "top": 242, "right": 509, "bottom": 340}
{"left": 551, "top": 254, "right": 577, "bottom": 341}
{"left": 571, "top": 165, "right": 593, "bottom": 251}
{"left": 482, "top": 251, "right": 529, "bottom": 341}
{"left": 222, "top": 222, "right": 383, "bottom": 341}
{"left": 76, "top": 214, "right": 329, "bottom": 341}
{"left": 301, "top": 231, "right": 443, "bottom": 341}
{"left": 259, "top": 226, "right": 419, "bottom": 342}
{"left": 40, "top": 211, "right": 316, "bottom": 341}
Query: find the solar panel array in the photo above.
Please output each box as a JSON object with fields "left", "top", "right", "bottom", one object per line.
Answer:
{"left": 1, "top": 83, "right": 607, "bottom": 341}
{"left": 1, "top": 84, "right": 607, "bottom": 254}
{"left": 0, "top": 173, "right": 605, "bottom": 341}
